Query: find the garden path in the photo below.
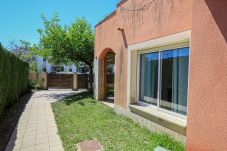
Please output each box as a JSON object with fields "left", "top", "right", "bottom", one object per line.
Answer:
{"left": 5, "top": 90, "right": 76, "bottom": 151}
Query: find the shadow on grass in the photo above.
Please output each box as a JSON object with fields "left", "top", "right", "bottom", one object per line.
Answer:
{"left": 61, "top": 91, "right": 95, "bottom": 106}
{"left": 32, "top": 91, "right": 76, "bottom": 101}
{"left": 0, "top": 91, "right": 33, "bottom": 151}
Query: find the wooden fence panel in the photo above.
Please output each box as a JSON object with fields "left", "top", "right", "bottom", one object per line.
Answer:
{"left": 48, "top": 74, "right": 73, "bottom": 89}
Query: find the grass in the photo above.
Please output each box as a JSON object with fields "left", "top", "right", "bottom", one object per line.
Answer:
{"left": 51, "top": 92, "right": 185, "bottom": 151}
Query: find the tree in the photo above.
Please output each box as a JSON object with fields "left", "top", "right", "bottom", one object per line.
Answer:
{"left": 34, "top": 13, "right": 71, "bottom": 66}
{"left": 67, "top": 17, "right": 94, "bottom": 89}
{"left": 35, "top": 14, "right": 94, "bottom": 89}
{"left": 7, "top": 40, "right": 37, "bottom": 71}
{"left": 30, "top": 60, "right": 38, "bottom": 72}
{"left": 7, "top": 40, "right": 33, "bottom": 62}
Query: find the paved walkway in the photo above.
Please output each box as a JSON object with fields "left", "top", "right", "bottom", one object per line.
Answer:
{"left": 5, "top": 90, "right": 76, "bottom": 151}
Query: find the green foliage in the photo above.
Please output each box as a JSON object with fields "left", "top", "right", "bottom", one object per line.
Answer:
{"left": 30, "top": 60, "right": 38, "bottom": 72}
{"left": 7, "top": 40, "right": 33, "bottom": 62}
{"left": 33, "top": 13, "right": 71, "bottom": 65}
{"left": 28, "top": 80, "right": 41, "bottom": 90}
{"left": 52, "top": 92, "right": 185, "bottom": 151}
{"left": 34, "top": 14, "right": 94, "bottom": 89}
{"left": 34, "top": 14, "right": 94, "bottom": 67}
{"left": 0, "top": 44, "right": 29, "bottom": 115}
{"left": 7, "top": 40, "right": 39, "bottom": 72}
{"left": 67, "top": 17, "right": 94, "bottom": 66}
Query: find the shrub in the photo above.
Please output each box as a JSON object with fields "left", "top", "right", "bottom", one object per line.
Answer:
{"left": 0, "top": 44, "right": 29, "bottom": 115}
{"left": 28, "top": 80, "right": 36, "bottom": 89}
{"left": 28, "top": 80, "right": 41, "bottom": 90}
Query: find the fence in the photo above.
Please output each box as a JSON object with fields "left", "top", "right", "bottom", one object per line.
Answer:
{"left": 0, "top": 45, "right": 29, "bottom": 115}
{"left": 28, "top": 72, "right": 89, "bottom": 90}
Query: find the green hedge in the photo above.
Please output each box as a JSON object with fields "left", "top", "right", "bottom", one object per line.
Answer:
{"left": 0, "top": 44, "right": 29, "bottom": 115}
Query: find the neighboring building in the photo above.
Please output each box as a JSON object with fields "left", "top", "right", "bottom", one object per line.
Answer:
{"left": 36, "top": 56, "right": 87, "bottom": 73}
{"left": 94, "top": 0, "right": 227, "bottom": 150}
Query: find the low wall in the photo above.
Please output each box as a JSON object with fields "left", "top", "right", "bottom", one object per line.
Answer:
{"left": 29, "top": 72, "right": 88, "bottom": 91}
{"left": 114, "top": 105, "right": 186, "bottom": 143}
{"left": 28, "top": 72, "right": 37, "bottom": 81}
{"left": 73, "top": 73, "right": 89, "bottom": 91}
{"left": 28, "top": 72, "right": 47, "bottom": 89}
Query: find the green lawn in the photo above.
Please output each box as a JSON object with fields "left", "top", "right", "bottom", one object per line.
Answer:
{"left": 51, "top": 92, "right": 185, "bottom": 151}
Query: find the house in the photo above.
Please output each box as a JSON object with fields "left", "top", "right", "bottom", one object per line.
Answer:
{"left": 93, "top": 0, "right": 227, "bottom": 150}
{"left": 36, "top": 56, "right": 88, "bottom": 73}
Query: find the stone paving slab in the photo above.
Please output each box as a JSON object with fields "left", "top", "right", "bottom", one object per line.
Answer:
{"left": 5, "top": 90, "right": 76, "bottom": 151}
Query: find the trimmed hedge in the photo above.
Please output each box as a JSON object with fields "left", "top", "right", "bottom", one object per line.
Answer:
{"left": 0, "top": 44, "right": 29, "bottom": 115}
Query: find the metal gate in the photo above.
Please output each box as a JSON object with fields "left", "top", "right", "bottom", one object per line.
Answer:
{"left": 48, "top": 73, "right": 73, "bottom": 89}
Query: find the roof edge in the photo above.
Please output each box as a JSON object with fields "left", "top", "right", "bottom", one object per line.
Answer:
{"left": 116, "top": 0, "right": 128, "bottom": 7}
{"left": 95, "top": 10, "right": 117, "bottom": 28}
{"left": 95, "top": 0, "right": 129, "bottom": 28}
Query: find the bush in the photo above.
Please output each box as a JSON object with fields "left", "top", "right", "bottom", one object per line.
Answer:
{"left": 0, "top": 44, "right": 29, "bottom": 115}
{"left": 28, "top": 80, "right": 36, "bottom": 89}
{"left": 28, "top": 80, "right": 41, "bottom": 90}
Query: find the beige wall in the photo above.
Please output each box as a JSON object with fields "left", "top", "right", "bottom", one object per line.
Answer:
{"left": 38, "top": 72, "right": 47, "bottom": 90}
{"left": 28, "top": 72, "right": 37, "bottom": 82}
{"left": 29, "top": 72, "right": 85, "bottom": 91}
{"left": 29, "top": 72, "right": 47, "bottom": 89}
{"left": 73, "top": 73, "right": 78, "bottom": 91}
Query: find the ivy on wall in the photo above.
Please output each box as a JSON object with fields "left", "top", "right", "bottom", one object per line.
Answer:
{"left": 0, "top": 44, "right": 29, "bottom": 115}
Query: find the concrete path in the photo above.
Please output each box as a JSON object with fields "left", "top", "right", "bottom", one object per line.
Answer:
{"left": 5, "top": 90, "right": 76, "bottom": 151}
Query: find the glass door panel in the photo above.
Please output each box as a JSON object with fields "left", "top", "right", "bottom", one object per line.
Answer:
{"left": 139, "top": 52, "right": 159, "bottom": 105}
{"left": 160, "top": 47, "right": 189, "bottom": 115}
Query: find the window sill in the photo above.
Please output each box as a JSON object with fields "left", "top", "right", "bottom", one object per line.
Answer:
{"left": 129, "top": 104, "right": 187, "bottom": 135}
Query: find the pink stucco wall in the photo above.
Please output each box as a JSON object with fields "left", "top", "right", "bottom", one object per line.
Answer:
{"left": 95, "top": 0, "right": 227, "bottom": 149}
{"left": 186, "top": 0, "right": 227, "bottom": 150}
{"left": 95, "top": 0, "right": 193, "bottom": 108}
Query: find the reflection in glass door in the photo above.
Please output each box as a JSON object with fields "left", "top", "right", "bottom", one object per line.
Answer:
{"left": 160, "top": 48, "right": 189, "bottom": 115}
{"left": 138, "top": 47, "right": 189, "bottom": 115}
{"left": 139, "top": 52, "right": 159, "bottom": 105}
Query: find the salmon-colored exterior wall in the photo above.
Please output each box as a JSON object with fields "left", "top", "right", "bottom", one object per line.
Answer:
{"left": 95, "top": 0, "right": 193, "bottom": 108}
{"left": 186, "top": 0, "right": 227, "bottom": 150}
{"left": 95, "top": 0, "right": 227, "bottom": 149}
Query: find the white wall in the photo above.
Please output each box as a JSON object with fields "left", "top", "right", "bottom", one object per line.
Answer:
{"left": 36, "top": 56, "right": 77, "bottom": 73}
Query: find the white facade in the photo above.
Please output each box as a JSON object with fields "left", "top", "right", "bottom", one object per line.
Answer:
{"left": 36, "top": 56, "right": 77, "bottom": 73}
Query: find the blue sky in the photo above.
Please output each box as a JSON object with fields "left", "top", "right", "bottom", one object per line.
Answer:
{"left": 0, "top": 0, "right": 119, "bottom": 46}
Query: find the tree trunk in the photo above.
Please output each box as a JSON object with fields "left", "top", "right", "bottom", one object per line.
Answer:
{"left": 89, "top": 65, "right": 93, "bottom": 92}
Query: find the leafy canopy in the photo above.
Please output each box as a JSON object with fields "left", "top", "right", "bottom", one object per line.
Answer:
{"left": 7, "top": 40, "right": 32, "bottom": 62}
{"left": 7, "top": 40, "right": 38, "bottom": 71}
{"left": 34, "top": 14, "right": 94, "bottom": 67}
{"left": 67, "top": 17, "right": 94, "bottom": 66}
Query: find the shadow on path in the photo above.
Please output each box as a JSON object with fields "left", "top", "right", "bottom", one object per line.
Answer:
{"left": 0, "top": 92, "right": 33, "bottom": 151}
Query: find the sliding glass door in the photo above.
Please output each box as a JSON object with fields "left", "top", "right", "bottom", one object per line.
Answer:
{"left": 160, "top": 48, "right": 189, "bottom": 115}
{"left": 139, "top": 52, "right": 159, "bottom": 105}
{"left": 139, "top": 47, "right": 189, "bottom": 115}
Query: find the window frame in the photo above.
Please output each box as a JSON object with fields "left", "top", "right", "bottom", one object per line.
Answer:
{"left": 136, "top": 42, "right": 190, "bottom": 119}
